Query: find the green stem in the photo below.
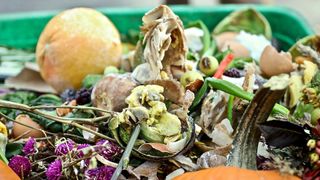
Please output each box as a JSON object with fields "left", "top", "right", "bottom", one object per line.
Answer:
{"left": 227, "top": 95, "right": 234, "bottom": 123}
{"left": 111, "top": 124, "right": 141, "bottom": 180}
{"left": 0, "top": 100, "right": 116, "bottom": 142}
{"left": 191, "top": 78, "right": 289, "bottom": 115}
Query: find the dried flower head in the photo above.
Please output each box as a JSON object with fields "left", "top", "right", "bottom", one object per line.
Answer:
{"left": 55, "top": 139, "right": 75, "bottom": 156}
{"left": 95, "top": 139, "right": 122, "bottom": 160}
{"left": 85, "top": 166, "right": 115, "bottom": 180}
{"left": 8, "top": 155, "right": 32, "bottom": 178}
{"left": 23, "top": 137, "right": 36, "bottom": 155}
{"left": 46, "top": 159, "right": 63, "bottom": 180}
{"left": 77, "top": 143, "right": 91, "bottom": 167}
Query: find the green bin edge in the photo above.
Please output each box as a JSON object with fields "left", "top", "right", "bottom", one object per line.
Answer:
{"left": 0, "top": 4, "right": 314, "bottom": 50}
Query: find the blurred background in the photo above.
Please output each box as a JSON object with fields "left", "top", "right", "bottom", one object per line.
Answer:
{"left": 0, "top": 0, "right": 319, "bottom": 32}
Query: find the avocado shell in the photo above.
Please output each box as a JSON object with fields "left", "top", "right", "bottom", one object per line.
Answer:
{"left": 289, "top": 35, "right": 320, "bottom": 60}
{"left": 213, "top": 8, "right": 272, "bottom": 39}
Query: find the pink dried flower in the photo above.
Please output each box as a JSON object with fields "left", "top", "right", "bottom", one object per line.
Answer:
{"left": 8, "top": 155, "right": 32, "bottom": 178}
{"left": 77, "top": 143, "right": 91, "bottom": 167}
{"left": 77, "top": 143, "right": 90, "bottom": 157}
{"left": 85, "top": 166, "right": 115, "bottom": 180}
{"left": 46, "top": 159, "right": 62, "bottom": 180}
{"left": 95, "top": 139, "right": 122, "bottom": 160}
{"left": 22, "top": 137, "right": 36, "bottom": 155}
{"left": 55, "top": 139, "right": 75, "bottom": 156}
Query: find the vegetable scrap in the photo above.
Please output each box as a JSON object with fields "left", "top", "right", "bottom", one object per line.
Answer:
{"left": 0, "top": 4, "right": 320, "bottom": 180}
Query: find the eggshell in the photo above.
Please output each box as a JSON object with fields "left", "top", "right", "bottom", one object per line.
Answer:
{"left": 222, "top": 40, "right": 251, "bottom": 58}
{"left": 12, "top": 114, "right": 44, "bottom": 138}
{"left": 260, "top": 45, "right": 294, "bottom": 78}
{"left": 214, "top": 32, "right": 239, "bottom": 50}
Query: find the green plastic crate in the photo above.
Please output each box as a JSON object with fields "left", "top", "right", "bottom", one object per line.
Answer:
{"left": 0, "top": 5, "right": 314, "bottom": 51}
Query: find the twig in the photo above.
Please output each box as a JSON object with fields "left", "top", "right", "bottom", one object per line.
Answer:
{"left": 30, "top": 171, "right": 46, "bottom": 180}
{"left": 0, "top": 112, "right": 55, "bottom": 137}
{"left": 30, "top": 105, "right": 116, "bottom": 115}
{"left": 0, "top": 100, "right": 116, "bottom": 142}
{"left": 111, "top": 124, "right": 141, "bottom": 180}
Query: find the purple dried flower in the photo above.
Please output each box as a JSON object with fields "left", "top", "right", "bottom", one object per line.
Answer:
{"left": 85, "top": 166, "right": 115, "bottom": 180}
{"left": 23, "top": 137, "right": 36, "bottom": 155}
{"left": 95, "top": 139, "right": 122, "bottom": 160}
{"left": 46, "top": 159, "right": 62, "bottom": 180}
{"left": 77, "top": 144, "right": 90, "bottom": 157}
{"left": 77, "top": 144, "right": 91, "bottom": 167}
{"left": 8, "top": 155, "right": 32, "bottom": 178}
{"left": 55, "top": 139, "right": 75, "bottom": 156}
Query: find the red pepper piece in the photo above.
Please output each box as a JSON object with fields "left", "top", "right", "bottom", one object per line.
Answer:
{"left": 213, "top": 53, "right": 234, "bottom": 79}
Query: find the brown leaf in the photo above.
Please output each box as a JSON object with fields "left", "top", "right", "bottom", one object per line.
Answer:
{"left": 132, "top": 161, "right": 161, "bottom": 180}
{"left": 137, "top": 5, "right": 187, "bottom": 81}
{"left": 5, "top": 63, "right": 56, "bottom": 93}
{"left": 146, "top": 79, "right": 184, "bottom": 105}
{"left": 138, "top": 143, "right": 173, "bottom": 154}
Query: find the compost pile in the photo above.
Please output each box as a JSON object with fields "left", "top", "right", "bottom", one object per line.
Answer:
{"left": 0, "top": 5, "right": 320, "bottom": 180}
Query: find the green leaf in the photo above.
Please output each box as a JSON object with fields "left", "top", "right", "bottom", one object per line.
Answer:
{"left": 186, "top": 20, "right": 212, "bottom": 56}
{"left": 5, "top": 143, "right": 23, "bottom": 159}
{"left": 293, "top": 102, "right": 314, "bottom": 119}
{"left": 29, "top": 112, "right": 62, "bottom": 133}
{"left": 213, "top": 8, "right": 272, "bottom": 39}
{"left": 227, "top": 57, "right": 253, "bottom": 69}
{"left": 1, "top": 91, "right": 37, "bottom": 104}
{"left": 82, "top": 74, "right": 103, "bottom": 88}
{"left": 191, "top": 78, "right": 289, "bottom": 115}
{"left": 30, "top": 94, "right": 62, "bottom": 106}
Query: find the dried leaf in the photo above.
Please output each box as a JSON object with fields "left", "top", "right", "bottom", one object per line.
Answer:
{"left": 196, "top": 150, "right": 227, "bottom": 168}
{"left": 138, "top": 143, "right": 173, "bottom": 154}
{"left": 137, "top": 5, "right": 187, "bottom": 82}
{"left": 132, "top": 161, "right": 161, "bottom": 180}
{"left": 197, "top": 90, "right": 228, "bottom": 137}
{"left": 174, "top": 155, "right": 199, "bottom": 172}
{"left": 5, "top": 63, "right": 56, "bottom": 93}
{"left": 146, "top": 79, "right": 184, "bottom": 105}
{"left": 258, "top": 120, "right": 308, "bottom": 148}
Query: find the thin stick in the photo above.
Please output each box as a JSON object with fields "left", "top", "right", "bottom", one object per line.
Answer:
{"left": 0, "top": 112, "right": 55, "bottom": 137}
{"left": 0, "top": 100, "right": 103, "bottom": 125}
{"left": 30, "top": 105, "right": 116, "bottom": 115}
{"left": 0, "top": 100, "right": 116, "bottom": 142}
{"left": 111, "top": 124, "right": 141, "bottom": 180}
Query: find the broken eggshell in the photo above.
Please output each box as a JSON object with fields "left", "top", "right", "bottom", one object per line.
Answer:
{"left": 259, "top": 45, "right": 294, "bottom": 78}
{"left": 221, "top": 40, "right": 251, "bottom": 58}
{"left": 214, "top": 32, "right": 239, "bottom": 50}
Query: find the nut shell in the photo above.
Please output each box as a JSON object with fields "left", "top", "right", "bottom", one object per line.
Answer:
{"left": 260, "top": 45, "right": 294, "bottom": 78}
{"left": 12, "top": 114, "right": 44, "bottom": 138}
{"left": 92, "top": 74, "right": 138, "bottom": 112}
